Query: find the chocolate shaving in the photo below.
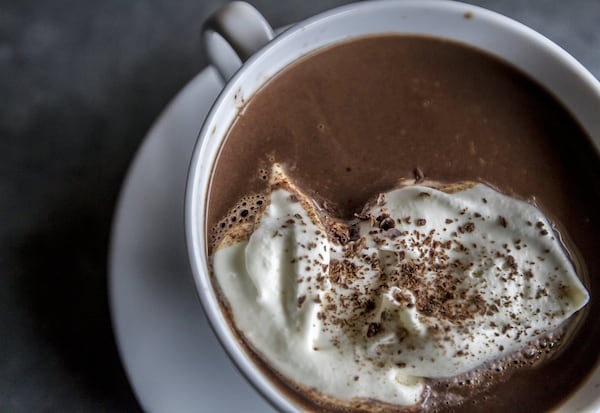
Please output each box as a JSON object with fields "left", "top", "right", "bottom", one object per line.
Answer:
{"left": 354, "top": 212, "right": 370, "bottom": 221}
{"left": 364, "top": 299, "right": 376, "bottom": 312}
{"left": 379, "top": 217, "right": 396, "bottom": 230}
{"left": 413, "top": 167, "right": 425, "bottom": 183}
{"left": 498, "top": 216, "right": 507, "bottom": 228}
{"left": 460, "top": 222, "right": 475, "bottom": 233}
{"left": 366, "top": 323, "right": 381, "bottom": 337}
{"left": 297, "top": 295, "right": 307, "bottom": 307}
{"left": 327, "top": 219, "right": 350, "bottom": 245}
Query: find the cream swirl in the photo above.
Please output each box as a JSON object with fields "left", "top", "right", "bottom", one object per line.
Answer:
{"left": 212, "top": 165, "right": 589, "bottom": 407}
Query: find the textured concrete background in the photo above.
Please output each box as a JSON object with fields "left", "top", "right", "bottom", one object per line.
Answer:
{"left": 1, "top": 0, "right": 598, "bottom": 411}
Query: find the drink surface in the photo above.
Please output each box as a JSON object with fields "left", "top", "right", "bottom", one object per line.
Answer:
{"left": 206, "top": 35, "right": 599, "bottom": 412}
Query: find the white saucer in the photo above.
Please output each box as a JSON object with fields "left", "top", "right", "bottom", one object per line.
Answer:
{"left": 108, "top": 66, "right": 275, "bottom": 413}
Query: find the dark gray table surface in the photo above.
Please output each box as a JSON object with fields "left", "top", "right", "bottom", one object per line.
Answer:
{"left": 1, "top": 0, "right": 598, "bottom": 411}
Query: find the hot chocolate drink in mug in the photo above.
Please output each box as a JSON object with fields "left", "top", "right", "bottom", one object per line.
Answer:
{"left": 186, "top": 2, "right": 600, "bottom": 412}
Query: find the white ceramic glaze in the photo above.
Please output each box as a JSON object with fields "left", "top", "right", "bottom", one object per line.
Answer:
{"left": 186, "top": 1, "right": 600, "bottom": 412}
{"left": 203, "top": 1, "right": 274, "bottom": 80}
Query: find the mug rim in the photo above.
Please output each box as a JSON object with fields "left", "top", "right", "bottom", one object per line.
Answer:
{"left": 186, "top": 1, "right": 600, "bottom": 412}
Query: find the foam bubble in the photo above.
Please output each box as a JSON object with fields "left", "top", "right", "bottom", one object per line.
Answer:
{"left": 210, "top": 194, "right": 267, "bottom": 251}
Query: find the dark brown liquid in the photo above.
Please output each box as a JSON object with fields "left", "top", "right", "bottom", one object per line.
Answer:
{"left": 207, "top": 35, "right": 600, "bottom": 412}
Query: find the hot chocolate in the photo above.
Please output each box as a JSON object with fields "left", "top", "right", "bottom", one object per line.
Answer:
{"left": 205, "top": 35, "right": 599, "bottom": 412}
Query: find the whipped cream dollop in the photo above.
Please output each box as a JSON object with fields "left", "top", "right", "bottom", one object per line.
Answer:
{"left": 212, "top": 165, "right": 589, "bottom": 407}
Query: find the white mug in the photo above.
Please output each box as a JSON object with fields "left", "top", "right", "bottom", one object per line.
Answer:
{"left": 186, "top": 1, "right": 600, "bottom": 411}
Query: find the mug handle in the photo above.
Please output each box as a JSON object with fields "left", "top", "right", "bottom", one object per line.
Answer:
{"left": 203, "top": 1, "right": 274, "bottom": 81}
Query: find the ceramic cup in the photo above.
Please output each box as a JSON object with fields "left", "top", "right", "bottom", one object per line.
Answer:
{"left": 185, "top": 1, "right": 600, "bottom": 411}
